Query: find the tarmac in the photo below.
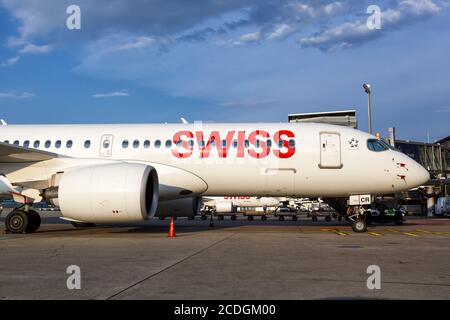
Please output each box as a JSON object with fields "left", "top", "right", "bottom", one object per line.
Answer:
{"left": 1, "top": 211, "right": 450, "bottom": 300}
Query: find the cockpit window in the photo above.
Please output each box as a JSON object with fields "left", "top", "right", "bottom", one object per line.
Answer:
{"left": 367, "top": 139, "right": 389, "bottom": 152}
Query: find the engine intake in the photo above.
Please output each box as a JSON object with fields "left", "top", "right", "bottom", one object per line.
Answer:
{"left": 57, "top": 163, "right": 158, "bottom": 223}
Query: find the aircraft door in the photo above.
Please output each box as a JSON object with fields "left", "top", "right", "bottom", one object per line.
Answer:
{"left": 319, "top": 132, "right": 342, "bottom": 169}
{"left": 100, "top": 134, "right": 114, "bottom": 157}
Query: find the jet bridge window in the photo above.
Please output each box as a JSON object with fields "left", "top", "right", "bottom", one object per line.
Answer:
{"left": 84, "top": 140, "right": 91, "bottom": 148}
{"left": 367, "top": 139, "right": 388, "bottom": 152}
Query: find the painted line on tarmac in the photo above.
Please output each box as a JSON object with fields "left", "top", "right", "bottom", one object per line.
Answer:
{"left": 368, "top": 232, "right": 382, "bottom": 236}
{"left": 402, "top": 232, "right": 419, "bottom": 237}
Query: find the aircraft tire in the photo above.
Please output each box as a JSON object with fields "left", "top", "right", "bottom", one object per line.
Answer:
{"left": 351, "top": 219, "right": 367, "bottom": 233}
{"left": 5, "top": 210, "right": 29, "bottom": 234}
{"left": 26, "top": 210, "right": 41, "bottom": 233}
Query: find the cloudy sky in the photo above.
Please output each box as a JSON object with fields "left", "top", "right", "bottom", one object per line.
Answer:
{"left": 0, "top": 0, "right": 449, "bottom": 141}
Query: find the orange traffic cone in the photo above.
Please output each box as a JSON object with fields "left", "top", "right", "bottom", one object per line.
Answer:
{"left": 168, "top": 217, "right": 176, "bottom": 237}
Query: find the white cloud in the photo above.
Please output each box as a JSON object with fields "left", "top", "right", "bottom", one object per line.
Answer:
{"left": 92, "top": 91, "right": 130, "bottom": 98}
{"left": 19, "top": 43, "right": 54, "bottom": 54}
{"left": 0, "top": 56, "right": 20, "bottom": 67}
{"left": 0, "top": 92, "right": 35, "bottom": 99}
{"left": 114, "top": 36, "right": 155, "bottom": 51}
{"left": 300, "top": 0, "right": 442, "bottom": 50}
{"left": 267, "top": 24, "right": 297, "bottom": 41}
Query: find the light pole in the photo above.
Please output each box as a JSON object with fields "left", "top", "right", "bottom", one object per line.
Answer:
{"left": 363, "top": 83, "right": 372, "bottom": 135}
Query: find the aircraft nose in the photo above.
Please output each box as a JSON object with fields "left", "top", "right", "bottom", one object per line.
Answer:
{"left": 409, "top": 162, "right": 430, "bottom": 188}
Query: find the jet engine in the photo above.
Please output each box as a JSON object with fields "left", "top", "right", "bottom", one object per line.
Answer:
{"left": 154, "top": 196, "right": 201, "bottom": 218}
{"left": 47, "top": 163, "right": 158, "bottom": 223}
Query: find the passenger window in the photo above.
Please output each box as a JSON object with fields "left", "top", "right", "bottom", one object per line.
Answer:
{"left": 122, "top": 140, "right": 129, "bottom": 148}
{"left": 33, "top": 140, "right": 40, "bottom": 148}
{"left": 255, "top": 140, "right": 261, "bottom": 148}
{"left": 23, "top": 140, "right": 30, "bottom": 148}
{"left": 233, "top": 140, "right": 238, "bottom": 148}
{"left": 133, "top": 140, "right": 139, "bottom": 148}
{"left": 143, "top": 140, "right": 150, "bottom": 148}
{"left": 176, "top": 140, "right": 183, "bottom": 147}
{"left": 165, "top": 140, "right": 172, "bottom": 148}
{"left": 188, "top": 140, "right": 194, "bottom": 147}
{"left": 244, "top": 140, "right": 249, "bottom": 148}
{"left": 55, "top": 140, "right": 61, "bottom": 148}
{"left": 154, "top": 140, "right": 161, "bottom": 148}
{"left": 210, "top": 140, "right": 216, "bottom": 147}
{"left": 198, "top": 140, "right": 205, "bottom": 147}
{"left": 267, "top": 140, "right": 272, "bottom": 148}
{"left": 222, "top": 140, "right": 227, "bottom": 147}
{"left": 289, "top": 139, "right": 295, "bottom": 147}
{"left": 4, "top": 140, "right": 9, "bottom": 144}
{"left": 278, "top": 141, "right": 284, "bottom": 148}
{"left": 84, "top": 140, "right": 91, "bottom": 148}
{"left": 45, "top": 140, "right": 51, "bottom": 148}
{"left": 66, "top": 140, "right": 73, "bottom": 148}
{"left": 103, "top": 140, "right": 110, "bottom": 148}
{"left": 367, "top": 139, "right": 388, "bottom": 152}
{"left": 13, "top": 140, "right": 19, "bottom": 146}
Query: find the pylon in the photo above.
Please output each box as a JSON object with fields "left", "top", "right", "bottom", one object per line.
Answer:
{"left": 168, "top": 217, "right": 176, "bottom": 237}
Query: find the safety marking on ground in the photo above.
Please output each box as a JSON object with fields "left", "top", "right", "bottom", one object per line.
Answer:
{"left": 401, "top": 232, "right": 420, "bottom": 237}
{"left": 414, "top": 229, "right": 432, "bottom": 234}
{"left": 368, "top": 232, "right": 382, "bottom": 236}
{"left": 386, "top": 228, "right": 400, "bottom": 233}
{"left": 331, "top": 230, "right": 349, "bottom": 236}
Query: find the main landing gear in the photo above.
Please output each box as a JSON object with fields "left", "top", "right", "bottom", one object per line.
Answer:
{"left": 4, "top": 205, "right": 41, "bottom": 234}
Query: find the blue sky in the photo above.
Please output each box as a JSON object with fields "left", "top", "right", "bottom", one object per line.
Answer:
{"left": 0, "top": 0, "right": 449, "bottom": 141}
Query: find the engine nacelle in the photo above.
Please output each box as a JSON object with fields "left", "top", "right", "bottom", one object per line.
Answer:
{"left": 58, "top": 163, "right": 158, "bottom": 223}
{"left": 155, "top": 197, "right": 201, "bottom": 218}
{"left": 214, "top": 201, "right": 235, "bottom": 213}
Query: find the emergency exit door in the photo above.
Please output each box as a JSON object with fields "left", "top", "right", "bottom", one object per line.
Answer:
{"left": 100, "top": 134, "right": 114, "bottom": 157}
{"left": 319, "top": 132, "right": 342, "bottom": 169}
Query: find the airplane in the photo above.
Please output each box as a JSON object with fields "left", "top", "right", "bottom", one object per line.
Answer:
{"left": 0, "top": 122, "right": 429, "bottom": 233}
{"left": 202, "top": 196, "right": 283, "bottom": 220}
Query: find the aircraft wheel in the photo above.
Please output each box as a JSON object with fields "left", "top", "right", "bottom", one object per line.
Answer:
{"left": 351, "top": 219, "right": 368, "bottom": 233}
{"left": 325, "top": 216, "right": 331, "bottom": 222}
{"left": 26, "top": 210, "right": 41, "bottom": 233}
{"left": 230, "top": 215, "right": 237, "bottom": 221}
{"left": 5, "top": 210, "right": 29, "bottom": 234}
{"left": 312, "top": 216, "right": 318, "bottom": 222}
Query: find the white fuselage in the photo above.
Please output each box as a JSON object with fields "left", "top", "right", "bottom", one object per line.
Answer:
{"left": 0, "top": 122, "right": 429, "bottom": 199}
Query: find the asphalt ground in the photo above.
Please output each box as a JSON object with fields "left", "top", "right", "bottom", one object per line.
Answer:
{"left": 1, "top": 211, "right": 450, "bottom": 300}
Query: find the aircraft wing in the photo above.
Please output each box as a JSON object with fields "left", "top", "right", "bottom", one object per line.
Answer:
{"left": 0, "top": 142, "right": 58, "bottom": 163}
